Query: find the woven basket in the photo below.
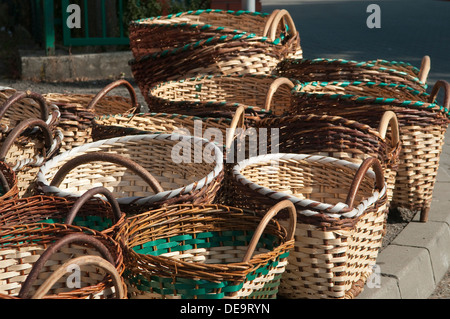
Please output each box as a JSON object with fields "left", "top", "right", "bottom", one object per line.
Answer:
{"left": 0, "top": 118, "right": 63, "bottom": 197}
{"left": 275, "top": 56, "right": 430, "bottom": 93}
{"left": 130, "top": 25, "right": 302, "bottom": 107}
{"left": 0, "top": 187, "right": 124, "bottom": 236}
{"left": 43, "top": 79, "right": 141, "bottom": 153}
{"left": 145, "top": 74, "right": 298, "bottom": 119}
{"left": 230, "top": 155, "right": 388, "bottom": 298}
{"left": 252, "top": 111, "right": 401, "bottom": 203}
{"left": 114, "top": 200, "right": 296, "bottom": 299}
{"left": 0, "top": 226, "right": 125, "bottom": 299}
{"left": 36, "top": 134, "right": 224, "bottom": 214}
{"left": 129, "top": 9, "right": 299, "bottom": 59}
{"left": 0, "top": 88, "right": 61, "bottom": 137}
{"left": 0, "top": 161, "right": 18, "bottom": 202}
{"left": 291, "top": 80, "right": 450, "bottom": 221}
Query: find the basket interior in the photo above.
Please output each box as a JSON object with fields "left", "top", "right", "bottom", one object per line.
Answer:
{"left": 239, "top": 158, "right": 375, "bottom": 208}
{"left": 41, "top": 137, "right": 219, "bottom": 198}
{"left": 151, "top": 76, "right": 292, "bottom": 113}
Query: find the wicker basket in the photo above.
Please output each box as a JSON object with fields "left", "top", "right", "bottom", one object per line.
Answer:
{"left": 145, "top": 74, "right": 298, "bottom": 119}
{"left": 36, "top": 133, "right": 224, "bottom": 214}
{"left": 291, "top": 80, "right": 450, "bottom": 221}
{"left": 114, "top": 200, "right": 296, "bottom": 299}
{"left": 43, "top": 79, "right": 141, "bottom": 153}
{"left": 0, "top": 118, "right": 63, "bottom": 197}
{"left": 252, "top": 111, "right": 401, "bottom": 202}
{"left": 0, "top": 226, "right": 125, "bottom": 299}
{"left": 130, "top": 23, "right": 302, "bottom": 107}
{"left": 0, "top": 187, "right": 124, "bottom": 236}
{"left": 230, "top": 155, "right": 388, "bottom": 299}
{"left": 0, "top": 88, "right": 61, "bottom": 137}
{"left": 129, "top": 9, "right": 299, "bottom": 59}
{"left": 274, "top": 56, "right": 430, "bottom": 93}
{"left": 0, "top": 161, "right": 18, "bottom": 202}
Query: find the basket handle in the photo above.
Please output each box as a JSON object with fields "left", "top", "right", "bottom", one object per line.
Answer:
{"left": 264, "top": 77, "right": 295, "bottom": 112}
{"left": 262, "top": 9, "right": 280, "bottom": 39}
{"left": 0, "top": 168, "right": 11, "bottom": 195}
{"left": 30, "top": 255, "right": 125, "bottom": 299}
{"left": 49, "top": 152, "right": 165, "bottom": 194}
{"left": 17, "top": 232, "right": 115, "bottom": 299}
{"left": 377, "top": 111, "right": 400, "bottom": 148}
{"left": 87, "top": 79, "right": 139, "bottom": 111}
{"left": 242, "top": 200, "right": 297, "bottom": 263}
{"left": 65, "top": 186, "right": 123, "bottom": 226}
{"left": 0, "top": 90, "right": 49, "bottom": 123}
{"left": 418, "top": 55, "right": 431, "bottom": 84}
{"left": 429, "top": 80, "right": 450, "bottom": 109}
{"left": 225, "top": 105, "right": 246, "bottom": 150}
{"left": 265, "top": 9, "right": 297, "bottom": 42}
{"left": 346, "top": 157, "right": 385, "bottom": 209}
{"left": 0, "top": 118, "right": 54, "bottom": 162}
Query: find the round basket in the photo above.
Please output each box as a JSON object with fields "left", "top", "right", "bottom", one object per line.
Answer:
{"left": 290, "top": 79, "right": 450, "bottom": 221}
{"left": 114, "top": 200, "right": 296, "bottom": 299}
{"left": 129, "top": 9, "right": 299, "bottom": 59}
{"left": 252, "top": 111, "right": 401, "bottom": 202}
{"left": 146, "top": 74, "right": 298, "bottom": 119}
{"left": 0, "top": 226, "right": 125, "bottom": 299}
{"left": 230, "top": 155, "right": 389, "bottom": 299}
{"left": 35, "top": 133, "right": 224, "bottom": 214}
{"left": 274, "top": 56, "right": 430, "bottom": 93}
{"left": 130, "top": 25, "right": 301, "bottom": 107}
{"left": 0, "top": 118, "right": 63, "bottom": 197}
{"left": 0, "top": 88, "right": 61, "bottom": 137}
{"left": 0, "top": 187, "right": 124, "bottom": 235}
{"left": 43, "top": 80, "right": 141, "bottom": 153}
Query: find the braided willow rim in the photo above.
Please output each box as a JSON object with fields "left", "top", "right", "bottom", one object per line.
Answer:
{"left": 36, "top": 134, "right": 224, "bottom": 214}
{"left": 114, "top": 202, "right": 295, "bottom": 299}
{"left": 275, "top": 56, "right": 429, "bottom": 92}
{"left": 0, "top": 223, "right": 125, "bottom": 299}
{"left": 253, "top": 112, "right": 401, "bottom": 202}
{"left": 290, "top": 80, "right": 450, "bottom": 219}
{"left": 130, "top": 32, "right": 301, "bottom": 106}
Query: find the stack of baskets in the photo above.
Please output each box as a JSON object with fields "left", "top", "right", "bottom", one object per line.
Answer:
{"left": 0, "top": 6, "right": 448, "bottom": 301}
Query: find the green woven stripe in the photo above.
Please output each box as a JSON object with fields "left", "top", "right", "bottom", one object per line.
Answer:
{"left": 37, "top": 216, "right": 113, "bottom": 231}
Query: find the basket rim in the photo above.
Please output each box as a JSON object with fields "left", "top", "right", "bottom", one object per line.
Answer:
{"left": 280, "top": 58, "right": 424, "bottom": 83}
{"left": 36, "top": 133, "right": 224, "bottom": 205}
{"left": 294, "top": 80, "right": 450, "bottom": 117}
{"left": 232, "top": 153, "right": 386, "bottom": 219}
{"left": 130, "top": 9, "right": 270, "bottom": 26}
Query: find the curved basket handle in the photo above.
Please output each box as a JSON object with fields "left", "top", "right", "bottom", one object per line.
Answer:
{"left": 429, "top": 80, "right": 450, "bottom": 109}
{"left": 264, "top": 77, "right": 295, "bottom": 112}
{"left": 18, "top": 232, "right": 115, "bottom": 299}
{"left": 87, "top": 79, "right": 139, "bottom": 111}
{"left": 265, "top": 9, "right": 297, "bottom": 42}
{"left": 262, "top": 9, "right": 280, "bottom": 39}
{"left": 65, "top": 186, "right": 123, "bottom": 226}
{"left": 377, "top": 111, "right": 400, "bottom": 148}
{"left": 242, "top": 200, "right": 297, "bottom": 263}
{"left": 346, "top": 157, "right": 385, "bottom": 209}
{"left": 30, "top": 255, "right": 125, "bottom": 299}
{"left": 49, "top": 152, "right": 164, "bottom": 194}
{"left": 418, "top": 55, "right": 431, "bottom": 84}
{"left": 0, "top": 168, "right": 11, "bottom": 194}
{"left": 0, "top": 118, "right": 54, "bottom": 162}
{"left": 225, "top": 105, "right": 246, "bottom": 150}
{"left": 0, "top": 90, "right": 49, "bottom": 123}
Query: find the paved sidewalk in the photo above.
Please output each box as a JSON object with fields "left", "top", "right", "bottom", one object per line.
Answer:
{"left": 261, "top": 0, "right": 450, "bottom": 299}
